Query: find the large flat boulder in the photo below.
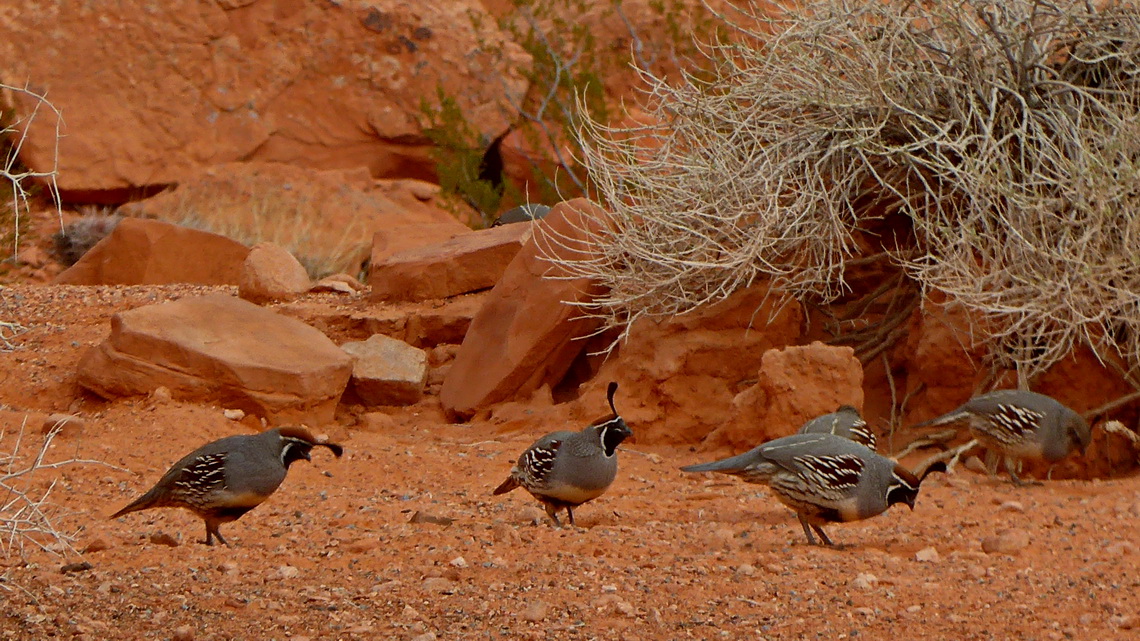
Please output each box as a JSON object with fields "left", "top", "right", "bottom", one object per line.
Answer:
{"left": 77, "top": 293, "right": 352, "bottom": 425}
{"left": 370, "top": 223, "right": 531, "bottom": 301}
{"left": 440, "top": 199, "right": 607, "bottom": 420}
{"left": 53, "top": 218, "right": 249, "bottom": 285}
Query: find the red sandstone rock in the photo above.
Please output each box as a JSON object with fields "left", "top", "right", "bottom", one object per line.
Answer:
{"left": 440, "top": 199, "right": 608, "bottom": 420}
{"left": 76, "top": 293, "right": 352, "bottom": 425}
{"left": 53, "top": 218, "right": 249, "bottom": 286}
{"left": 370, "top": 223, "right": 531, "bottom": 302}
{"left": 723, "top": 342, "right": 864, "bottom": 448}
{"left": 570, "top": 283, "right": 804, "bottom": 446}
{"left": 238, "top": 242, "right": 312, "bottom": 304}
{"left": 0, "top": 0, "right": 530, "bottom": 196}
{"left": 341, "top": 335, "right": 428, "bottom": 406}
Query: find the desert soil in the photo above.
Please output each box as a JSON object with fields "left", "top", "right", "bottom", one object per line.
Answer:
{"left": 0, "top": 282, "right": 1138, "bottom": 641}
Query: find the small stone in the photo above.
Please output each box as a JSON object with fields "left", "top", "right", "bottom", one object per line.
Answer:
{"left": 998, "top": 500, "right": 1025, "bottom": 513}
{"left": 60, "top": 561, "right": 94, "bottom": 574}
{"left": 448, "top": 556, "right": 467, "bottom": 569}
{"left": 402, "top": 605, "right": 423, "bottom": 620}
{"left": 963, "top": 456, "right": 988, "bottom": 474}
{"left": 966, "top": 564, "right": 987, "bottom": 579}
{"left": 915, "top": 547, "right": 940, "bottom": 563}
{"left": 42, "top": 413, "right": 86, "bottom": 438}
{"left": 173, "top": 625, "right": 194, "bottom": 641}
{"left": 982, "top": 529, "right": 1030, "bottom": 555}
{"left": 149, "top": 532, "right": 179, "bottom": 547}
{"left": 521, "top": 601, "right": 548, "bottom": 622}
{"left": 1111, "top": 615, "right": 1136, "bottom": 630}
{"left": 601, "top": 584, "right": 619, "bottom": 593}
{"left": 422, "top": 577, "right": 453, "bottom": 593}
{"left": 223, "top": 408, "right": 245, "bottom": 421}
{"left": 276, "top": 565, "right": 300, "bottom": 580}
{"left": 906, "top": 605, "right": 922, "bottom": 613}
{"left": 410, "top": 634, "right": 437, "bottom": 641}
{"left": 409, "top": 511, "right": 454, "bottom": 526}
{"left": 850, "top": 573, "right": 878, "bottom": 590}
{"left": 151, "top": 386, "right": 173, "bottom": 404}
{"left": 735, "top": 564, "right": 756, "bottom": 577}
{"left": 82, "top": 538, "right": 111, "bottom": 554}
{"left": 218, "top": 562, "right": 240, "bottom": 576}
{"left": 853, "top": 607, "right": 875, "bottom": 617}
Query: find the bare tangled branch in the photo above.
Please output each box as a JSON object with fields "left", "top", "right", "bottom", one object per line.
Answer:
{"left": 2, "top": 82, "right": 63, "bottom": 259}
{"left": 552, "top": 0, "right": 1140, "bottom": 379}
{"left": 0, "top": 418, "right": 113, "bottom": 559}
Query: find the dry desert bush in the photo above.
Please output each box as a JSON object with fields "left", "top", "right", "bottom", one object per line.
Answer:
{"left": 551, "top": 0, "right": 1140, "bottom": 383}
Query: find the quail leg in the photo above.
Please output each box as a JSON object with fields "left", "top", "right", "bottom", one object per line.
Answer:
{"left": 543, "top": 502, "right": 563, "bottom": 527}
{"left": 1004, "top": 457, "right": 1042, "bottom": 487}
{"left": 204, "top": 520, "right": 230, "bottom": 547}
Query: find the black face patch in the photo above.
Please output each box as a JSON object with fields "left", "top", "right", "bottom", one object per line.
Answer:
{"left": 794, "top": 454, "right": 864, "bottom": 490}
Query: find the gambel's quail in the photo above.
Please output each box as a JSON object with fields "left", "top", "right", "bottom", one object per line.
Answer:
{"left": 913, "top": 389, "right": 1090, "bottom": 485}
{"left": 681, "top": 433, "right": 943, "bottom": 546}
{"left": 493, "top": 382, "right": 632, "bottom": 526}
{"left": 110, "top": 426, "right": 343, "bottom": 546}
{"left": 798, "top": 405, "right": 877, "bottom": 450}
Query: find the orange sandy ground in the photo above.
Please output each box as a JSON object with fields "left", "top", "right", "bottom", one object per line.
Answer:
{"left": 0, "top": 284, "right": 1138, "bottom": 641}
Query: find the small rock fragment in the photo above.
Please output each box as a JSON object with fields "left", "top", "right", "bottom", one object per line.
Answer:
{"left": 982, "top": 529, "right": 1030, "bottom": 555}
{"left": 172, "top": 625, "right": 194, "bottom": 641}
{"left": 409, "top": 511, "right": 454, "bottom": 526}
{"left": 276, "top": 565, "right": 300, "bottom": 580}
{"left": 60, "top": 561, "right": 94, "bottom": 574}
{"left": 915, "top": 547, "right": 940, "bottom": 563}
{"left": 521, "top": 601, "right": 548, "bottom": 622}
{"left": 850, "top": 573, "right": 878, "bottom": 590}
{"left": 149, "top": 532, "right": 179, "bottom": 547}
{"left": 82, "top": 538, "right": 111, "bottom": 554}
{"left": 998, "top": 500, "right": 1025, "bottom": 513}
{"left": 223, "top": 408, "right": 245, "bottom": 421}
{"left": 448, "top": 556, "right": 467, "bottom": 569}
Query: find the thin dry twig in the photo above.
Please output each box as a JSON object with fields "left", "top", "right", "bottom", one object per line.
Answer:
{"left": 0, "top": 417, "right": 114, "bottom": 558}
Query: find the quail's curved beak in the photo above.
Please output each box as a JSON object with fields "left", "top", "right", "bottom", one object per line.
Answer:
{"left": 299, "top": 448, "right": 312, "bottom": 462}
{"left": 906, "top": 496, "right": 917, "bottom": 511}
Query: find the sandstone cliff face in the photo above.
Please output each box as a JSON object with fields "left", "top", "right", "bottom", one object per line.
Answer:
{"left": 0, "top": 0, "right": 530, "bottom": 197}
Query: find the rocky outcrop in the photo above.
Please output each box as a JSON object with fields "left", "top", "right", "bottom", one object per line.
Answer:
{"left": 53, "top": 218, "right": 249, "bottom": 286}
{"left": 370, "top": 223, "right": 531, "bottom": 302}
{"left": 570, "top": 283, "right": 805, "bottom": 446}
{"left": 341, "top": 335, "right": 428, "bottom": 406}
{"left": 124, "top": 162, "right": 463, "bottom": 279}
{"left": 77, "top": 293, "right": 352, "bottom": 425}
{"left": 723, "top": 342, "right": 864, "bottom": 447}
{"left": 440, "top": 199, "right": 607, "bottom": 420}
{"left": 0, "top": 0, "right": 530, "bottom": 197}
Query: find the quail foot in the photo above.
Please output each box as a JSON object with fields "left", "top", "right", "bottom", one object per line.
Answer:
{"left": 493, "top": 381, "right": 632, "bottom": 526}
{"left": 110, "top": 426, "right": 343, "bottom": 546}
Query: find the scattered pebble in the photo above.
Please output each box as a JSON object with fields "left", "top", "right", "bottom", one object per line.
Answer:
{"left": 82, "top": 538, "right": 111, "bottom": 554}
{"left": 149, "top": 532, "right": 179, "bottom": 547}
{"left": 982, "top": 529, "right": 1030, "bottom": 555}
{"left": 521, "top": 601, "right": 548, "bottom": 622}
{"left": 172, "top": 625, "right": 194, "bottom": 641}
{"left": 998, "top": 500, "right": 1025, "bottom": 513}
{"left": 222, "top": 408, "right": 245, "bottom": 421}
{"left": 276, "top": 565, "right": 300, "bottom": 580}
{"left": 448, "top": 556, "right": 467, "bottom": 568}
{"left": 915, "top": 547, "right": 940, "bottom": 563}
{"left": 60, "top": 561, "right": 93, "bottom": 574}
{"left": 850, "top": 573, "right": 878, "bottom": 590}
{"left": 409, "top": 511, "right": 455, "bottom": 526}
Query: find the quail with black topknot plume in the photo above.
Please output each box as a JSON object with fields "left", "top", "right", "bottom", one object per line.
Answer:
{"left": 110, "top": 426, "right": 343, "bottom": 546}
{"left": 493, "top": 382, "right": 632, "bottom": 526}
